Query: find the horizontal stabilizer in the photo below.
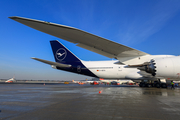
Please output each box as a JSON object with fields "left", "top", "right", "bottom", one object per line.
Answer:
{"left": 31, "top": 57, "right": 71, "bottom": 68}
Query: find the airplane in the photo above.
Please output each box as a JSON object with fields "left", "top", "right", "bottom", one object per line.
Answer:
{"left": 99, "top": 79, "right": 135, "bottom": 85}
{"left": 5, "top": 77, "right": 16, "bottom": 83}
{"left": 9, "top": 16, "right": 180, "bottom": 88}
{"left": 72, "top": 79, "right": 98, "bottom": 84}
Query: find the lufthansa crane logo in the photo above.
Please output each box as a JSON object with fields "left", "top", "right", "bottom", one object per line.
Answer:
{"left": 56, "top": 48, "right": 67, "bottom": 61}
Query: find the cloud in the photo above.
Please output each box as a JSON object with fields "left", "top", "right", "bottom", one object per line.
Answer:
{"left": 117, "top": 0, "right": 180, "bottom": 46}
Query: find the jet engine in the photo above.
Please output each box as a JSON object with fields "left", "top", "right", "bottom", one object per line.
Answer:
{"left": 129, "top": 56, "right": 180, "bottom": 79}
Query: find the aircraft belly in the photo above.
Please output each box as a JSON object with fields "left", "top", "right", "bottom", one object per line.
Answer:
{"left": 94, "top": 73, "right": 119, "bottom": 79}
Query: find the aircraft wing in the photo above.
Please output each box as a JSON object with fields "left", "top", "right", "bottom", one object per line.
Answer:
{"left": 31, "top": 57, "right": 71, "bottom": 68}
{"left": 10, "top": 16, "right": 149, "bottom": 63}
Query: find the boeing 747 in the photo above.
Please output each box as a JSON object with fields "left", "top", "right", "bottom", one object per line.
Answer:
{"left": 9, "top": 16, "right": 180, "bottom": 88}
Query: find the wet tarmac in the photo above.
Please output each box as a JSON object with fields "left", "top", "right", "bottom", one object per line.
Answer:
{"left": 1, "top": 83, "right": 180, "bottom": 120}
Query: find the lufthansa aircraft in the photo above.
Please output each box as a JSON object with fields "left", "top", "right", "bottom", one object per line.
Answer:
{"left": 9, "top": 16, "right": 180, "bottom": 88}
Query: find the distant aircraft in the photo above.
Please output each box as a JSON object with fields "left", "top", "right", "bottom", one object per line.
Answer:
{"left": 84, "top": 79, "right": 100, "bottom": 84}
{"left": 5, "top": 77, "right": 16, "bottom": 83}
{"left": 9, "top": 16, "right": 180, "bottom": 88}
{"left": 99, "top": 79, "right": 135, "bottom": 85}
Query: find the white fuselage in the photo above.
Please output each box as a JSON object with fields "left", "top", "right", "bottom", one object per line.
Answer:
{"left": 5, "top": 78, "right": 16, "bottom": 83}
{"left": 81, "top": 55, "right": 180, "bottom": 81}
{"left": 82, "top": 60, "right": 142, "bottom": 80}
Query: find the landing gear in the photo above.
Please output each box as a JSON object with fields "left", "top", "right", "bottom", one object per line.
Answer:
{"left": 141, "top": 82, "right": 146, "bottom": 87}
{"left": 139, "top": 80, "right": 167, "bottom": 88}
{"left": 147, "top": 84, "right": 152, "bottom": 88}
{"left": 139, "top": 82, "right": 152, "bottom": 88}
{"left": 139, "top": 82, "right": 142, "bottom": 87}
{"left": 161, "top": 83, "right": 167, "bottom": 88}
{"left": 156, "top": 83, "right": 160, "bottom": 88}
{"left": 139, "top": 82, "right": 145, "bottom": 87}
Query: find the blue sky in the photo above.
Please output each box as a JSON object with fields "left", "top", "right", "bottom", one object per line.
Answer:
{"left": 0, "top": 0, "right": 180, "bottom": 80}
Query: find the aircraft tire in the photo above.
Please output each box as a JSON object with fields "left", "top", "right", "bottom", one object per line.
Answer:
{"left": 147, "top": 84, "right": 152, "bottom": 88}
{"left": 142, "top": 83, "right": 146, "bottom": 87}
{"left": 156, "top": 83, "right": 160, "bottom": 88}
{"left": 161, "top": 83, "right": 167, "bottom": 88}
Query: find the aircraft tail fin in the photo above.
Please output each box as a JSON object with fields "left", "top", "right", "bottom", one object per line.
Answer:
{"left": 50, "top": 40, "right": 81, "bottom": 64}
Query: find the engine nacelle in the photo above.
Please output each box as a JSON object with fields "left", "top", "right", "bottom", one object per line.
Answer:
{"left": 142, "top": 57, "right": 180, "bottom": 79}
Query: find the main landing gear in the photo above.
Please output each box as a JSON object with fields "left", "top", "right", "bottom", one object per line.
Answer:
{"left": 139, "top": 79, "right": 167, "bottom": 88}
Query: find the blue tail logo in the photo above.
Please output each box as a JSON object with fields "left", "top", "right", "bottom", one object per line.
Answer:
{"left": 56, "top": 48, "right": 67, "bottom": 61}
{"left": 50, "top": 40, "right": 97, "bottom": 78}
{"left": 50, "top": 40, "right": 81, "bottom": 63}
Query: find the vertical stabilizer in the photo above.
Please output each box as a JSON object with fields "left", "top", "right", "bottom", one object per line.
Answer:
{"left": 50, "top": 40, "right": 97, "bottom": 78}
{"left": 50, "top": 40, "right": 81, "bottom": 63}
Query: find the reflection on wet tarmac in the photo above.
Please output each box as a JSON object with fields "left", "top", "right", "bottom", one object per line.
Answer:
{"left": 1, "top": 84, "right": 180, "bottom": 120}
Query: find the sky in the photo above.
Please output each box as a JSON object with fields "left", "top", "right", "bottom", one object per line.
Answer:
{"left": 0, "top": 0, "right": 180, "bottom": 80}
